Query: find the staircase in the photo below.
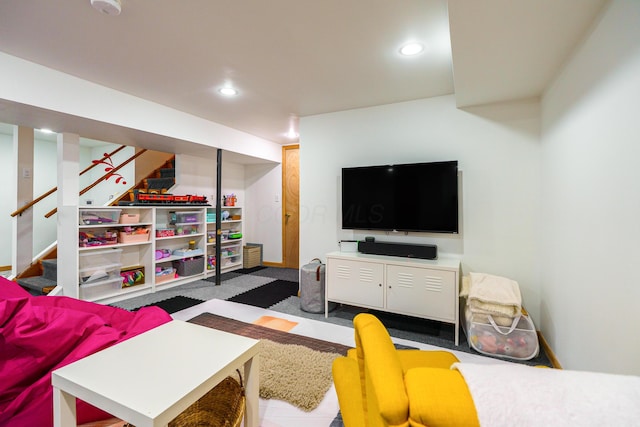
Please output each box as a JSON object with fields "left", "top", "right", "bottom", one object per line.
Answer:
{"left": 17, "top": 259, "right": 58, "bottom": 295}
{"left": 116, "top": 157, "right": 176, "bottom": 204}
{"left": 15, "top": 156, "right": 176, "bottom": 296}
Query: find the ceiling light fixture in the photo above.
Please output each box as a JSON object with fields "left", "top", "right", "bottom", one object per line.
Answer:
{"left": 399, "top": 42, "right": 425, "bottom": 56}
{"left": 90, "top": 0, "right": 122, "bottom": 16}
{"left": 37, "top": 128, "right": 55, "bottom": 134}
{"left": 219, "top": 87, "right": 238, "bottom": 96}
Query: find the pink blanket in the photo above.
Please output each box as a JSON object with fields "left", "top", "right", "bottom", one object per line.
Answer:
{"left": 0, "top": 277, "right": 171, "bottom": 427}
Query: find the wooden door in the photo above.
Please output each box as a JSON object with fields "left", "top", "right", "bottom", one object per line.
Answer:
{"left": 282, "top": 145, "right": 299, "bottom": 269}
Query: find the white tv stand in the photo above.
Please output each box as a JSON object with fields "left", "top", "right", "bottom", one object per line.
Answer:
{"left": 325, "top": 251, "right": 461, "bottom": 345}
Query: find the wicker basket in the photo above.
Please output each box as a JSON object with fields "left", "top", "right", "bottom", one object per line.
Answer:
{"left": 243, "top": 245, "right": 261, "bottom": 269}
{"left": 168, "top": 374, "right": 245, "bottom": 427}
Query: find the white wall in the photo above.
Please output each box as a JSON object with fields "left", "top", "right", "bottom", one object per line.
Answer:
{"left": 300, "top": 95, "right": 542, "bottom": 320}
{"left": 540, "top": 0, "right": 640, "bottom": 375}
{"left": 245, "top": 163, "right": 283, "bottom": 263}
{"left": 84, "top": 144, "right": 135, "bottom": 205}
{"left": 172, "top": 154, "right": 283, "bottom": 263}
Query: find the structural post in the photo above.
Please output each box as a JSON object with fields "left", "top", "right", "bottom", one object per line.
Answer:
{"left": 56, "top": 133, "right": 80, "bottom": 298}
{"left": 215, "top": 149, "right": 222, "bottom": 285}
{"left": 11, "top": 126, "right": 34, "bottom": 276}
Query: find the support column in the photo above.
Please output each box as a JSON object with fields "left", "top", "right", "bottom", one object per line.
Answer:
{"left": 11, "top": 126, "right": 34, "bottom": 276}
{"left": 57, "top": 132, "right": 80, "bottom": 298}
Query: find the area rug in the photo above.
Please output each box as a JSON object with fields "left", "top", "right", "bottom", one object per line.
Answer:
{"left": 134, "top": 295, "right": 205, "bottom": 314}
{"left": 188, "top": 313, "right": 348, "bottom": 412}
{"left": 226, "top": 279, "right": 299, "bottom": 308}
{"left": 258, "top": 339, "right": 340, "bottom": 411}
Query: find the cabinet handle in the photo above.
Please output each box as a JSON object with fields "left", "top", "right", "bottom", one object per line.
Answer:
{"left": 379, "top": 283, "right": 382, "bottom": 287}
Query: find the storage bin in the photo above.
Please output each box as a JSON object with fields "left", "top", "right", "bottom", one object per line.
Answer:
{"left": 172, "top": 248, "right": 204, "bottom": 257}
{"left": 175, "top": 224, "right": 199, "bottom": 235}
{"left": 464, "top": 305, "right": 539, "bottom": 361}
{"left": 173, "top": 257, "right": 204, "bottom": 277}
{"left": 120, "top": 266, "right": 145, "bottom": 288}
{"left": 80, "top": 209, "right": 121, "bottom": 225}
{"left": 243, "top": 245, "right": 261, "bottom": 268}
{"left": 79, "top": 276, "right": 122, "bottom": 300}
{"left": 156, "top": 228, "right": 175, "bottom": 238}
{"left": 118, "top": 228, "right": 150, "bottom": 243}
{"left": 174, "top": 211, "right": 200, "bottom": 224}
{"left": 155, "top": 267, "right": 177, "bottom": 284}
{"left": 79, "top": 248, "right": 122, "bottom": 271}
{"left": 79, "top": 262, "right": 122, "bottom": 284}
{"left": 119, "top": 213, "right": 140, "bottom": 224}
{"left": 79, "top": 230, "right": 119, "bottom": 247}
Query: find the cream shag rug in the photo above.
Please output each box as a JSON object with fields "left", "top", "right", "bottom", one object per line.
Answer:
{"left": 257, "top": 339, "right": 341, "bottom": 412}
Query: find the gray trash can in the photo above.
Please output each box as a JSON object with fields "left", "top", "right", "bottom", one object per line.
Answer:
{"left": 300, "top": 258, "right": 336, "bottom": 313}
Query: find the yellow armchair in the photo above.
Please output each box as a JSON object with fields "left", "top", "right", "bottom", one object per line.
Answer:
{"left": 332, "top": 313, "right": 478, "bottom": 427}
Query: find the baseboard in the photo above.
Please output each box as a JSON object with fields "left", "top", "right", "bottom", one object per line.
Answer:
{"left": 262, "top": 261, "right": 285, "bottom": 268}
{"left": 537, "top": 331, "right": 562, "bottom": 369}
{"left": 0, "top": 265, "right": 11, "bottom": 272}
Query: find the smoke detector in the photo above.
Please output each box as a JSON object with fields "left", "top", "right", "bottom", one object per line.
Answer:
{"left": 91, "top": 0, "right": 122, "bottom": 16}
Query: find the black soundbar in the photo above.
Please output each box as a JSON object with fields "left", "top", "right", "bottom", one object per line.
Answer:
{"left": 357, "top": 241, "right": 437, "bottom": 260}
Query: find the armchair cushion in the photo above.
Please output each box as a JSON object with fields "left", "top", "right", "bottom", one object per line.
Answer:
{"left": 405, "top": 367, "right": 479, "bottom": 427}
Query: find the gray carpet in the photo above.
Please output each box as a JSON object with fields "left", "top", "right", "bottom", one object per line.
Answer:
{"left": 113, "top": 266, "right": 552, "bottom": 367}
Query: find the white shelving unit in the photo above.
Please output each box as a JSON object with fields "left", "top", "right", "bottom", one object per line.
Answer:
{"left": 205, "top": 206, "right": 243, "bottom": 276}
{"left": 78, "top": 206, "right": 154, "bottom": 302}
{"left": 75, "top": 206, "right": 208, "bottom": 304}
{"left": 153, "top": 207, "right": 206, "bottom": 290}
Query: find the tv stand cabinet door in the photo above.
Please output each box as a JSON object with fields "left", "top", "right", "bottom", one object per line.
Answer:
{"left": 327, "top": 258, "right": 384, "bottom": 309}
{"left": 386, "top": 264, "right": 456, "bottom": 322}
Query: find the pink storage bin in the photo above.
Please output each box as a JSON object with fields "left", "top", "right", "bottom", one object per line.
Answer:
{"left": 119, "top": 213, "right": 140, "bottom": 224}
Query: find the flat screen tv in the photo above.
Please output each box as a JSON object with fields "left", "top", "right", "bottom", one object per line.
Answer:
{"left": 341, "top": 160, "right": 459, "bottom": 233}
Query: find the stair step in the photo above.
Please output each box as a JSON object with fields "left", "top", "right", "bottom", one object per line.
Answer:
{"left": 41, "top": 259, "right": 57, "bottom": 281}
{"left": 17, "top": 276, "right": 57, "bottom": 296}
{"left": 159, "top": 168, "right": 175, "bottom": 178}
{"left": 145, "top": 177, "right": 176, "bottom": 190}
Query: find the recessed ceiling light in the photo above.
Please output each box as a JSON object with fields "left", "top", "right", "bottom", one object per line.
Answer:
{"left": 399, "top": 42, "right": 425, "bottom": 56}
{"left": 37, "top": 128, "right": 55, "bottom": 134}
{"left": 219, "top": 87, "right": 238, "bottom": 96}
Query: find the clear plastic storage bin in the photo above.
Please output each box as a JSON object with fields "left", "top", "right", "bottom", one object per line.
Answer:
{"left": 79, "top": 262, "right": 122, "bottom": 284}
{"left": 79, "top": 248, "right": 123, "bottom": 271}
{"left": 79, "top": 276, "right": 122, "bottom": 300}
{"left": 80, "top": 209, "right": 122, "bottom": 225}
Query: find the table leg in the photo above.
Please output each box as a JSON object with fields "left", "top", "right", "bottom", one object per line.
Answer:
{"left": 53, "top": 387, "right": 77, "bottom": 427}
{"left": 243, "top": 355, "right": 260, "bottom": 427}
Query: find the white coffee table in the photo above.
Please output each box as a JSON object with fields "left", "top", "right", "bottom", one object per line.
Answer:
{"left": 52, "top": 320, "right": 260, "bottom": 427}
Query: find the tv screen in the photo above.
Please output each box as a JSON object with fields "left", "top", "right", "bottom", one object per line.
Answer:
{"left": 341, "top": 160, "right": 458, "bottom": 233}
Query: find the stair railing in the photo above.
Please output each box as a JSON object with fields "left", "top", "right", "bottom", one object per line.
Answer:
{"left": 10, "top": 145, "right": 127, "bottom": 218}
{"left": 44, "top": 148, "right": 148, "bottom": 218}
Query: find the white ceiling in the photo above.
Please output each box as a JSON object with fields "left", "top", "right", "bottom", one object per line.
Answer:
{"left": 0, "top": 0, "right": 608, "bottom": 157}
